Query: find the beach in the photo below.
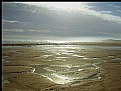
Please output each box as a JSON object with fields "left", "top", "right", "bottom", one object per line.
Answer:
{"left": 2, "top": 42, "right": 121, "bottom": 91}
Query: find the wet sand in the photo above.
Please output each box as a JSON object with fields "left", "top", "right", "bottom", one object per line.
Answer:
{"left": 2, "top": 44, "right": 121, "bottom": 91}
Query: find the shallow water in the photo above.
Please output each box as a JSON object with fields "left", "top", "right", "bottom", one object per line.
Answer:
{"left": 2, "top": 45, "right": 121, "bottom": 84}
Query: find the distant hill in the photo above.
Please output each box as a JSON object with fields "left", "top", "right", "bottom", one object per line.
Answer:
{"left": 101, "top": 39, "right": 121, "bottom": 42}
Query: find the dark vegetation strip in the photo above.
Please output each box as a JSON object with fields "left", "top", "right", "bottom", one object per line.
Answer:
{"left": 2, "top": 42, "right": 121, "bottom": 46}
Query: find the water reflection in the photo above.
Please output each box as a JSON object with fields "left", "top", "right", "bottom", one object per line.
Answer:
{"left": 31, "top": 45, "right": 103, "bottom": 84}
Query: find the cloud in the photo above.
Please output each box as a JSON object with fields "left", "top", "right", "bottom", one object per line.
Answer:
{"left": 112, "top": 5, "right": 121, "bottom": 9}
{"left": 2, "top": 2, "right": 121, "bottom": 40}
{"left": 3, "top": 34, "right": 32, "bottom": 38}
{"left": 108, "top": 4, "right": 114, "bottom": 7}
{"left": 108, "top": 3, "right": 121, "bottom": 9}
{"left": 77, "top": 5, "right": 121, "bottom": 24}
{"left": 98, "top": 32, "right": 121, "bottom": 37}
{"left": 3, "top": 28, "right": 52, "bottom": 34}
{"left": 116, "top": 10, "right": 121, "bottom": 12}
{"left": 2, "top": 20, "right": 20, "bottom": 23}
{"left": 3, "top": 29, "right": 25, "bottom": 32}
{"left": 98, "top": 11, "right": 112, "bottom": 14}
{"left": 23, "top": 2, "right": 121, "bottom": 24}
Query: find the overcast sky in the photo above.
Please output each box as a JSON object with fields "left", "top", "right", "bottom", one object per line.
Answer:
{"left": 2, "top": 2, "right": 121, "bottom": 41}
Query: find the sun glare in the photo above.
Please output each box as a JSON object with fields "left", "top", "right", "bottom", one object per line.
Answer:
{"left": 20, "top": 2, "right": 86, "bottom": 11}
{"left": 48, "top": 2, "right": 82, "bottom": 10}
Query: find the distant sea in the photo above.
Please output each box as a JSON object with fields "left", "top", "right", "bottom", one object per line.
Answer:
{"left": 3, "top": 40, "right": 98, "bottom": 46}
{"left": 2, "top": 40, "right": 74, "bottom": 44}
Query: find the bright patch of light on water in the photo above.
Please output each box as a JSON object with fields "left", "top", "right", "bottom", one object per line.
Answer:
{"left": 78, "top": 69, "right": 83, "bottom": 71}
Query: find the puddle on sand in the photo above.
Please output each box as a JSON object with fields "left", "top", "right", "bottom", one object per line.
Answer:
{"left": 111, "top": 58, "right": 121, "bottom": 60}
{"left": 55, "top": 57, "right": 69, "bottom": 59}
{"left": 31, "top": 64, "right": 101, "bottom": 84}
{"left": 72, "top": 55, "right": 84, "bottom": 58}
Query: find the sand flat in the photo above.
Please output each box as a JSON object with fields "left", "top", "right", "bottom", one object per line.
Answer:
{"left": 2, "top": 44, "right": 121, "bottom": 91}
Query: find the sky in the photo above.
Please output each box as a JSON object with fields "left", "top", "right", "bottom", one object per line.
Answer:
{"left": 2, "top": 2, "right": 121, "bottom": 42}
